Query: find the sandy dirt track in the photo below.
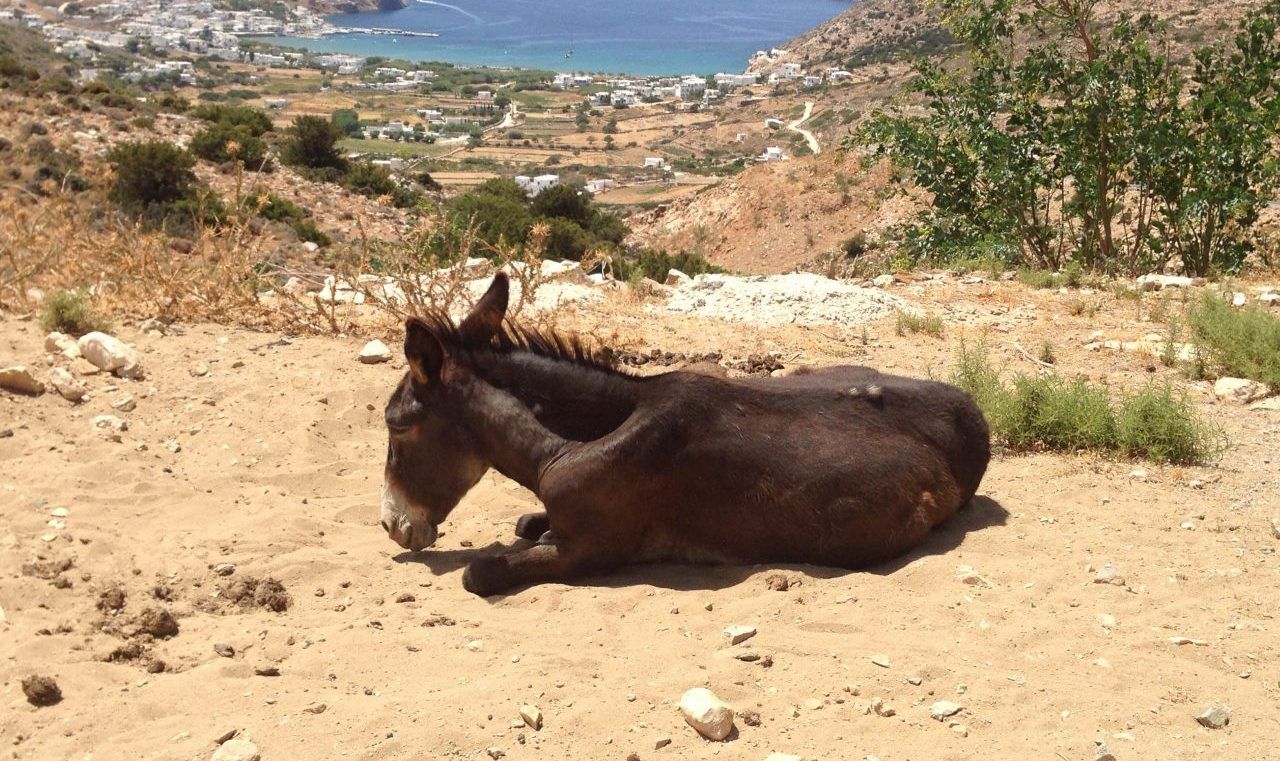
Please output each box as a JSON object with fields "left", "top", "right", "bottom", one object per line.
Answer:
{"left": 3, "top": 280, "right": 1279, "bottom": 761}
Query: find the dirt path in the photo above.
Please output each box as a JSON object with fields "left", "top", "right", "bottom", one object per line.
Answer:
{"left": 788, "top": 101, "right": 821, "bottom": 155}
{"left": 3, "top": 279, "right": 1279, "bottom": 760}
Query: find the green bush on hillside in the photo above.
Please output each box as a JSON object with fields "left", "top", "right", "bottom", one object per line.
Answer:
{"left": 39, "top": 290, "right": 112, "bottom": 337}
{"left": 1187, "top": 293, "right": 1280, "bottom": 390}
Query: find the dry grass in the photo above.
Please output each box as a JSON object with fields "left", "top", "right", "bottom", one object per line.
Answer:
{"left": 0, "top": 186, "right": 548, "bottom": 338}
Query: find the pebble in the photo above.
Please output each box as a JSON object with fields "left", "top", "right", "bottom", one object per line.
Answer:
{"left": 21, "top": 675, "right": 62, "bottom": 706}
{"left": 213, "top": 563, "right": 236, "bottom": 576}
{"left": 871, "top": 697, "right": 896, "bottom": 717}
{"left": 91, "top": 414, "right": 128, "bottom": 441}
{"left": 486, "top": 747, "right": 505, "bottom": 759}
{"left": 1093, "top": 562, "right": 1125, "bottom": 586}
{"left": 214, "top": 643, "right": 235, "bottom": 658}
{"left": 44, "top": 331, "right": 81, "bottom": 358}
{"left": 304, "top": 703, "right": 327, "bottom": 714}
{"left": 520, "top": 704, "right": 543, "bottom": 731}
{"left": 359, "top": 340, "right": 393, "bottom": 364}
{"left": 1214, "top": 377, "right": 1268, "bottom": 404}
{"left": 254, "top": 665, "right": 281, "bottom": 677}
{"left": 0, "top": 366, "right": 45, "bottom": 396}
{"left": 724, "top": 625, "right": 757, "bottom": 645}
{"left": 1195, "top": 704, "right": 1230, "bottom": 729}
{"left": 48, "top": 368, "right": 86, "bottom": 402}
{"left": 112, "top": 395, "right": 137, "bottom": 412}
{"left": 1270, "top": 516, "right": 1280, "bottom": 540}
{"left": 654, "top": 737, "right": 672, "bottom": 749}
{"left": 950, "top": 722, "right": 969, "bottom": 737}
{"left": 870, "top": 654, "right": 891, "bottom": 668}
{"left": 930, "top": 701, "right": 964, "bottom": 721}
{"left": 765, "top": 755, "right": 802, "bottom": 761}
{"left": 1170, "top": 636, "right": 1206, "bottom": 646}
{"left": 678, "top": 687, "right": 734, "bottom": 741}
{"left": 955, "top": 565, "right": 993, "bottom": 588}
{"left": 210, "top": 737, "right": 260, "bottom": 761}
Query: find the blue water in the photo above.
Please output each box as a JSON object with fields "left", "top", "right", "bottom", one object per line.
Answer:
{"left": 271, "top": 0, "right": 852, "bottom": 75}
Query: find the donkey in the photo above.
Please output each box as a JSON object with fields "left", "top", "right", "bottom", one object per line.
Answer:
{"left": 381, "top": 273, "right": 991, "bottom": 596}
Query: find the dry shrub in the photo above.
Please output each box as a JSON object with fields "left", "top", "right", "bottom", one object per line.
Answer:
{"left": 0, "top": 188, "right": 549, "bottom": 336}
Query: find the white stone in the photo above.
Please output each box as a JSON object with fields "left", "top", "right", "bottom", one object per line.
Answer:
{"left": 520, "top": 704, "right": 543, "bottom": 730}
{"left": 358, "top": 340, "right": 392, "bottom": 364}
{"left": 78, "top": 332, "right": 143, "bottom": 379}
{"left": 49, "top": 367, "right": 86, "bottom": 402}
{"left": 540, "top": 259, "right": 579, "bottom": 278}
{"left": 679, "top": 687, "right": 734, "bottom": 741}
{"left": 211, "top": 737, "right": 260, "bottom": 761}
{"left": 930, "top": 701, "right": 964, "bottom": 721}
{"left": 1214, "top": 377, "right": 1269, "bottom": 404}
{"left": 1196, "top": 704, "right": 1230, "bottom": 729}
{"left": 0, "top": 366, "right": 46, "bottom": 396}
{"left": 113, "top": 396, "right": 137, "bottom": 412}
{"left": 302, "top": 241, "right": 320, "bottom": 253}
{"left": 91, "top": 414, "right": 128, "bottom": 440}
{"left": 1137, "top": 274, "right": 1194, "bottom": 291}
{"left": 872, "top": 274, "right": 895, "bottom": 288}
{"left": 1232, "top": 292, "right": 1248, "bottom": 307}
{"left": 44, "top": 331, "right": 81, "bottom": 358}
{"left": 724, "top": 624, "right": 757, "bottom": 645}
{"left": 665, "top": 268, "right": 692, "bottom": 286}
{"left": 765, "top": 755, "right": 803, "bottom": 761}
{"left": 1094, "top": 562, "right": 1125, "bottom": 586}
{"left": 956, "top": 565, "right": 993, "bottom": 588}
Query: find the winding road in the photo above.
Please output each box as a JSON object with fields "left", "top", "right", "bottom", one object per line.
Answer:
{"left": 787, "top": 101, "right": 821, "bottom": 155}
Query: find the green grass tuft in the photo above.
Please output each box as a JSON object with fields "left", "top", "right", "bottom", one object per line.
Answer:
{"left": 1187, "top": 293, "right": 1280, "bottom": 390}
{"left": 39, "top": 290, "right": 112, "bottom": 337}
{"left": 895, "top": 309, "right": 945, "bottom": 337}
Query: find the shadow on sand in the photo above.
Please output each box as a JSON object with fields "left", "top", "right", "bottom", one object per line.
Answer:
{"left": 395, "top": 495, "right": 1011, "bottom": 595}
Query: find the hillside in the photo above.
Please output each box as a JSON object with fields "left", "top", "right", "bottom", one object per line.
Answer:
{"left": 762, "top": 0, "right": 1266, "bottom": 74}
{"left": 301, "top": 0, "right": 407, "bottom": 14}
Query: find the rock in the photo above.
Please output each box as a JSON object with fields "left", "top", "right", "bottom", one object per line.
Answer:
{"left": 679, "top": 687, "right": 735, "bottom": 741}
{"left": 214, "top": 643, "right": 235, "bottom": 658}
{"left": 1097, "top": 613, "right": 1117, "bottom": 629}
{"left": 395, "top": 592, "right": 415, "bottom": 603}
{"left": 1196, "top": 704, "right": 1230, "bottom": 729}
{"left": 0, "top": 366, "right": 45, "bottom": 396}
{"left": 254, "top": 665, "right": 281, "bottom": 677}
{"left": 665, "top": 268, "right": 692, "bottom": 286}
{"left": 1232, "top": 292, "right": 1248, "bottom": 307}
{"left": 738, "top": 709, "right": 762, "bottom": 727}
{"left": 871, "top": 697, "right": 896, "bottom": 717}
{"left": 213, "top": 563, "right": 236, "bottom": 576}
{"left": 1137, "top": 274, "right": 1194, "bottom": 291}
{"left": 1095, "top": 740, "right": 1117, "bottom": 761}
{"left": 870, "top": 654, "right": 891, "bottom": 668}
{"left": 1213, "top": 377, "right": 1269, "bottom": 404}
{"left": 950, "top": 723, "right": 969, "bottom": 737}
{"left": 22, "top": 675, "right": 62, "bottom": 706}
{"left": 190, "top": 363, "right": 210, "bottom": 377}
{"left": 91, "top": 414, "right": 128, "bottom": 441}
{"left": 724, "top": 625, "right": 757, "bottom": 646}
{"left": 48, "top": 368, "right": 86, "bottom": 402}
{"left": 1259, "top": 290, "right": 1280, "bottom": 307}
{"left": 486, "top": 747, "right": 505, "bottom": 760}
{"left": 44, "top": 331, "right": 81, "bottom": 358}
{"left": 358, "top": 339, "right": 393, "bottom": 364}
{"left": 77, "top": 332, "right": 143, "bottom": 379}
{"left": 872, "top": 274, "right": 895, "bottom": 288}
{"left": 1271, "top": 516, "right": 1280, "bottom": 540}
{"left": 654, "top": 736, "right": 672, "bottom": 749}
{"left": 520, "top": 704, "right": 543, "bottom": 730}
{"left": 134, "top": 606, "right": 179, "bottom": 639}
{"left": 303, "top": 703, "right": 327, "bottom": 714}
{"left": 930, "top": 701, "right": 964, "bottom": 721}
{"left": 211, "top": 737, "right": 261, "bottom": 761}
{"left": 956, "top": 565, "right": 993, "bottom": 588}
{"left": 765, "top": 755, "right": 803, "bottom": 761}
{"left": 112, "top": 395, "right": 137, "bottom": 412}
{"left": 1094, "top": 562, "right": 1125, "bottom": 586}
{"left": 138, "top": 318, "right": 168, "bottom": 335}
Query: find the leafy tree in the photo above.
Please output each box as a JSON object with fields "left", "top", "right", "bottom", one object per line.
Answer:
{"left": 544, "top": 217, "right": 593, "bottom": 260}
{"left": 189, "top": 122, "right": 271, "bottom": 170}
{"left": 190, "top": 104, "right": 273, "bottom": 136}
{"left": 331, "top": 108, "right": 361, "bottom": 136}
{"left": 531, "top": 184, "right": 591, "bottom": 225}
{"left": 853, "top": 0, "right": 1280, "bottom": 275}
{"left": 281, "top": 115, "right": 347, "bottom": 170}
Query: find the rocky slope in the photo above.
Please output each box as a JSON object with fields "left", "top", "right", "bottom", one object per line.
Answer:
{"left": 301, "top": 0, "right": 407, "bottom": 15}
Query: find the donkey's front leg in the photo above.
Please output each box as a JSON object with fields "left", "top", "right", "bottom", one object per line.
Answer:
{"left": 462, "top": 542, "right": 620, "bottom": 597}
{"left": 513, "top": 511, "right": 551, "bottom": 541}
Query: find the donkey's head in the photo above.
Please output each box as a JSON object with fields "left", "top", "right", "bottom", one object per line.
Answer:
{"left": 380, "top": 274, "right": 509, "bottom": 552}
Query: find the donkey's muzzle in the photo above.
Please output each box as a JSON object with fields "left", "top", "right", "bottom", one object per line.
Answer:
{"left": 385, "top": 520, "right": 438, "bottom": 552}
{"left": 381, "top": 480, "right": 438, "bottom": 552}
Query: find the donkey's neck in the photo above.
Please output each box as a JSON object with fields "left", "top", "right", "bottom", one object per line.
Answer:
{"left": 452, "top": 353, "right": 639, "bottom": 492}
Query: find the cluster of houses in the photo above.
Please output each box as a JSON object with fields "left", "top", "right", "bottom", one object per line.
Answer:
{"left": 357, "top": 65, "right": 437, "bottom": 91}
{"left": 7, "top": 0, "right": 333, "bottom": 67}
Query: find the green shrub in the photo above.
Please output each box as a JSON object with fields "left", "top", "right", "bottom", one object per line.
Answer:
{"left": 39, "top": 290, "right": 112, "bottom": 337}
{"left": 948, "top": 340, "right": 1222, "bottom": 464}
{"left": 281, "top": 115, "right": 346, "bottom": 170}
{"left": 611, "top": 249, "right": 722, "bottom": 282}
{"left": 190, "top": 104, "right": 273, "bottom": 136}
{"left": 106, "top": 140, "right": 196, "bottom": 210}
{"left": 895, "top": 309, "right": 944, "bottom": 337}
{"left": 1187, "top": 293, "right": 1280, "bottom": 390}
{"left": 342, "top": 161, "right": 397, "bottom": 197}
{"left": 291, "top": 219, "right": 330, "bottom": 247}
{"left": 255, "top": 193, "right": 305, "bottom": 222}
{"left": 189, "top": 122, "right": 271, "bottom": 170}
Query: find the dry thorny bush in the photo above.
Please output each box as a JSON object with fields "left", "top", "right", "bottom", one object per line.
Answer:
{"left": 0, "top": 187, "right": 551, "bottom": 338}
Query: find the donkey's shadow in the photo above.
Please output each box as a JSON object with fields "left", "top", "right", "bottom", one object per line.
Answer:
{"left": 396, "top": 495, "right": 1010, "bottom": 594}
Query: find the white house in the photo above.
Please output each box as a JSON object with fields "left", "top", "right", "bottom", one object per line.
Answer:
{"left": 515, "top": 174, "right": 560, "bottom": 196}
{"left": 585, "top": 179, "right": 617, "bottom": 194}
{"left": 765, "top": 118, "right": 784, "bottom": 129}
{"left": 643, "top": 157, "right": 667, "bottom": 170}
{"left": 759, "top": 146, "right": 787, "bottom": 162}
{"left": 264, "top": 98, "right": 288, "bottom": 109}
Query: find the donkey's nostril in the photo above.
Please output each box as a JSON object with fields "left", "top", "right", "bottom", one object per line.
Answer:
{"left": 380, "top": 519, "right": 392, "bottom": 533}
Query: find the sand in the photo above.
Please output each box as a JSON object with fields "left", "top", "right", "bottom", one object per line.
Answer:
{"left": 2, "top": 276, "right": 1279, "bottom": 761}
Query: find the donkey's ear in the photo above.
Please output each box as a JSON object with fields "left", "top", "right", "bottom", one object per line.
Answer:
{"left": 404, "top": 317, "right": 444, "bottom": 384}
{"left": 460, "top": 272, "right": 509, "bottom": 342}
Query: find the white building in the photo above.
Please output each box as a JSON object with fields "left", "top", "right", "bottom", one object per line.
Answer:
{"left": 515, "top": 174, "right": 560, "bottom": 196}
{"left": 585, "top": 179, "right": 617, "bottom": 194}
{"left": 643, "top": 157, "right": 667, "bottom": 170}
{"left": 765, "top": 118, "right": 784, "bottom": 129}
{"left": 759, "top": 146, "right": 787, "bottom": 162}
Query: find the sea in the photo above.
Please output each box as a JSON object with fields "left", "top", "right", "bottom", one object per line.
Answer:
{"left": 269, "top": 0, "right": 853, "bottom": 76}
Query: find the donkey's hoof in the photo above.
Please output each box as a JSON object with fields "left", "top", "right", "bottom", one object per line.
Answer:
{"left": 514, "top": 512, "right": 551, "bottom": 541}
{"left": 462, "top": 557, "right": 509, "bottom": 597}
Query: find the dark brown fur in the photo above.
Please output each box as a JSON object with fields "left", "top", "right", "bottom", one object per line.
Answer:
{"left": 381, "top": 274, "right": 991, "bottom": 596}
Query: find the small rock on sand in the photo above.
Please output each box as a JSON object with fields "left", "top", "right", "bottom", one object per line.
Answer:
{"left": 1093, "top": 562, "right": 1125, "bottom": 586}
{"left": 1095, "top": 741, "right": 1117, "bottom": 761}
{"left": 44, "top": 331, "right": 81, "bottom": 358}
{"left": 724, "top": 625, "right": 757, "bottom": 645}
{"left": 358, "top": 339, "right": 392, "bottom": 364}
{"left": 1196, "top": 705, "right": 1230, "bottom": 729}
{"left": 22, "top": 675, "right": 62, "bottom": 706}
{"left": 955, "top": 565, "right": 993, "bottom": 588}
{"left": 214, "top": 643, "right": 235, "bottom": 658}
{"left": 930, "top": 701, "right": 964, "bottom": 721}
{"left": 679, "top": 687, "right": 735, "bottom": 741}
{"left": 211, "top": 737, "right": 260, "bottom": 761}
{"left": 764, "top": 574, "right": 790, "bottom": 591}
{"left": 0, "top": 366, "right": 45, "bottom": 396}
{"left": 765, "top": 754, "right": 803, "bottom": 761}
{"left": 134, "top": 607, "right": 179, "bottom": 639}
{"left": 48, "top": 368, "right": 85, "bottom": 402}
{"left": 520, "top": 704, "right": 543, "bottom": 730}
{"left": 1214, "top": 377, "right": 1268, "bottom": 404}
{"left": 78, "top": 332, "right": 143, "bottom": 379}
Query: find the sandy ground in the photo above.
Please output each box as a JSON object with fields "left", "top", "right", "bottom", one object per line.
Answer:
{"left": 3, "top": 277, "right": 1280, "bottom": 761}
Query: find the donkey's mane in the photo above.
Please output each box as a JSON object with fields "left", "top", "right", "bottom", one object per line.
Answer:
{"left": 415, "top": 308, "right": 623, "bottom": 374}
